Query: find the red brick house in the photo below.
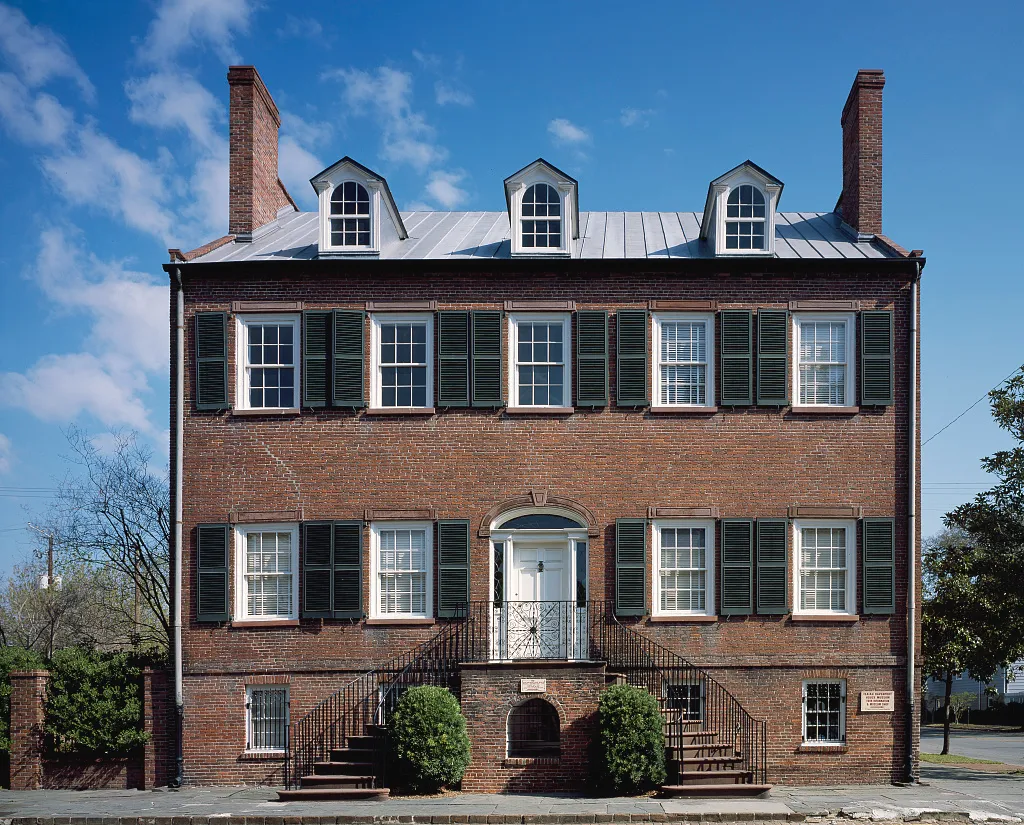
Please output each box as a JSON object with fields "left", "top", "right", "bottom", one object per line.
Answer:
{"left": 167, "top": 66, "right": 922, "bottom": 798}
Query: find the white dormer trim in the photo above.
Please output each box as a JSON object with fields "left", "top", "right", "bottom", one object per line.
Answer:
{"left": 310, "top": 157, "right": 407, "bottom": 259}
{"left": 700, "top": 161, "right": 783, "bottom": 258}
{"left": 504, "top": 159, "right": 578, "bottom": 258}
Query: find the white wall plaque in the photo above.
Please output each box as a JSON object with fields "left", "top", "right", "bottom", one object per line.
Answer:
{"left": 860, "top": 691, "right": 895, "bottom": 712}
{"left": 520, "top": 678, "right": 546, "bottom": 693}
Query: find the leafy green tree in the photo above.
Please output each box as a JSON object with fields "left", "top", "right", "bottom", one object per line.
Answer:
{"left": 592, "top": 684, "right": 666, "bottom": 794}
{"left": 44, "top": 647, "right": 149, "bottom": 755}
{"left": 387, "top": 685, "right": 470, "bottom": 794}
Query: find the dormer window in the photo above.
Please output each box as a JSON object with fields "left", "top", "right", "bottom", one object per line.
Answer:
{"left": 310, "top": 157, "right": 408, "bottom": 258}
{"left": 330, "top": 181, "right": 371, "bottom": 247}
{"left": 504, "top": 159, "right": 579, "bottom": 257}
{"left": 700, "top": 160, "right": 782, "bottom": 257}
{"left": 725, "top": 185, "right": 766, "bottom": 250}
{"left": 522, "top": 183, "right": 562, "bottom": 249}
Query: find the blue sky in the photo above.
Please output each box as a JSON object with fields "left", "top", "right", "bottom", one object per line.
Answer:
{"left": 0, "top": 0, "right": 1021, "bottom": 571}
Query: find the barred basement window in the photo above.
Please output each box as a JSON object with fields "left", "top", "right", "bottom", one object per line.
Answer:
{"left": 246, "top": 686, "right": 288, "bottom": 751}
{"left": 664, "top": 682, "right": 703, "bottom": 722}
{"left": 802, "top": 680, "right": 846, "bottom": 744}
{"left": 508, "top": 698, "right": 560, "bottom": 758}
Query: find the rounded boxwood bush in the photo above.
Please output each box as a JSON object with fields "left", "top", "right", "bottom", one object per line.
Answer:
{"left": 593, "top": 683, "right": 666, "bottom": 794}
{"left": 387, "top": 685, "right": 470, "bottom": 793}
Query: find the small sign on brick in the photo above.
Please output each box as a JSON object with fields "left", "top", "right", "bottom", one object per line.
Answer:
{"left": 520, "top": 678, "right": 546, "bottom": 693}
{"left": 860, "top": 691, "right": 895, "bottom": 712}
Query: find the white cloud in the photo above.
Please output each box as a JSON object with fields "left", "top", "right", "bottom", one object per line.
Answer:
{"left": 548, "top": 118, "right": 590, "bottom": 144}
{"left": 327, "top": 66, "right": 448, "bottom": 171}
{"left": 0, "top": 3, "right": 94, "bottom": 100}
{"left": 139, "top": 0, "right": 255, "bottom": 66}
{"left": 620, "top": 107, "right": 655, "bottom": 128}
{"left": 126, "top": 71, "right": 224, "bottom": 153}
{"left": 424, "top": 170, "right": 468, "bottom": 209}
{"left": 0, "top": 72, "right": 74, "bottom": 145}
{"left": 278, "top": 135, "right": 323, "bottom": 209}
{"left": 435, "top": 82, "right": 473, "bottom": 107}
{"left": 404, "top": 201, "right": 434, "bottom": 212}
{"left": 281, "top": 111, "right": 332, "bottom": 149}
{"left": 0, "top": 434, "right": 12, "bottom": 475}
{"left": 277, "top": 14, "right": 323, "bottom": 40}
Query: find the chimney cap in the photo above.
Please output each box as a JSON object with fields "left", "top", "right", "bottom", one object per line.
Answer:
{"left": 842, "top": 69, "right": 886, "bottom": 124}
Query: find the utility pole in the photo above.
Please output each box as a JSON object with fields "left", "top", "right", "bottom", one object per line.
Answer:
{"left": 26, "top": 523, "right": 58, "bottom": 590}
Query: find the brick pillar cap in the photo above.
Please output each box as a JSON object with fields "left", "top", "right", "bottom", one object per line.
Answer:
{"left": 10, "top": 670, "right": 50, "bottom": 678}
{"left": 842, "top": 69, "right": 886, "bottom": 124}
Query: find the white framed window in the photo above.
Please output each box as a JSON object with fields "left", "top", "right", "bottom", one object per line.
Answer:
{"left": 234, "top": 523, "right": 299, "bottom": 621}
{"left": 370, "top": 313, "right": 434, "bottom": 409}
{"left": 793, "top": 520, "right": 856, "bottom": 616}
{"left": 652, "top": 520, "right": 716, "bottom": 616}
{"left": 725, "top": 184, "right": 767, "bottom": 251}
{"left": 652, "top": 313, "right": 714, "bottom": 408}
{"left": 245, "top": 685, "right": 289, "bottom": 752}
{"left": 521, "top": 183, "right": 562, "bottom": 250}
{"left": 508, "top": 313, "right": 572, "bottom": 408}
{"left": 802, "top": 680, "right": 846, "bottom": 745}
{"left": 793, "top": 314, "right": 856, "bottom": 407}
{"left": 370, "top": 522, "right": 433, "bottom": 619}
{"left": 235, "top": 314, "right": 300, "bottom": 411}
{"left": 329, "top": 180, "right": 372, "bottom": 248}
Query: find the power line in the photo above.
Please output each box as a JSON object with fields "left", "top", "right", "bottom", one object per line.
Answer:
{"left": 922, "top": 366, "right": 1021, "bottom": 448}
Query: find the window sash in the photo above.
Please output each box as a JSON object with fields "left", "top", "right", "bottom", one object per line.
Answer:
{"left": 510, "top": 315, "right": 571, "bottom": 408}
{"left": 236, "top": 524, "right": 298, "bottom": 621}
{"left": 795, "top": 318, "right": 852, "bottom": 406}
{"left": 238, "top": 317, "right": 299, "bottom": 410}
{"left": 794, "top": 523, "right": 853, "bottom": 615}
{"left": 654, "top": 521, "right": 714, "bottom": 616}
{"left": 247, "top": 687, "right": 288, "bottom": 751}
{"left": 803, "top": 681, "right": 845, "bottom": 744}
{"left": 659, "top": 320, "right": 708, "bottom": 406}
{"left": 375, "top": 526, "right": 430, "bottom": 617}
{"left": 372, "top": 315, "right": 433, "bottom": 408}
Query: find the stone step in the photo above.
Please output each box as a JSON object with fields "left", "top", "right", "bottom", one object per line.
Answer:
{"left": 329, "top": 747, "right": 375, "bottom": 762}
{"left": 300, "top": 774, "right": 378, "bottom": 789}
{"left": 278, "top": 787, "right": 390, "bottom": 802}
{"left": 670, "top": 769, "right": 754, "bottom": 785}
{"left": 669, "top": 756, "right": 745, "bottom": 769}
{"left": 665, "top": 732, "right": 721, "bottom": 745}
{"left": 319, "top": 759, "right": 375, "bottom": 775}
{"left": 312, "top": 762, "right": 378, "bottom": 778}
{"left": 347, "top": 735, "right": 377, "bottom": 748}
{"left": 660, "top": 783, "right": 772, "bottom": 798}
{"left": 666, "top": 744, "right": 736, "bottom": 758}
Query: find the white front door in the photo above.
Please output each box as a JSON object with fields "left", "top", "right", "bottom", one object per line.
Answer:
{"left": 507, "top": 543, "right": 570, "bottom": 658}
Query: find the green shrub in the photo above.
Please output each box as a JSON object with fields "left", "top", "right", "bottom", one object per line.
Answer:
{"left": 0, "top": 647, "right": 45, "bottom": 753}
{"left": 44, "top": 647, "right": 149, "bottom": 755}
{"left": 387, "top": 685, "right": 470, "bottom": 793}
{"left": 593, "top": 683, "right": 666, "bottom": 794}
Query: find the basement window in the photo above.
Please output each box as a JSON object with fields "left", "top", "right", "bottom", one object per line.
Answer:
{"left": 802, "top": 680, "right": 846, "bottom": 745}
{"left": 508, "top": 698, "right": 560, "bottom": 758}
{"left": 246, "top": 685, "right": 289, "bottom": 752}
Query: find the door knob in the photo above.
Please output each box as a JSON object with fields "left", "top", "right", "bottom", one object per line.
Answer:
{"left": 537, "top": 561, "right": 545, "bottom": 572}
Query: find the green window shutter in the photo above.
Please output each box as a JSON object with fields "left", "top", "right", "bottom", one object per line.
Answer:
{"left": 720, "top": 310, "right": 753, "bottom": 405}
{"left": 615, "top": 518, "right": 647, "bottom": 616}
{"left": 332, "top": 521, "right": 363, "bottom": 618}
{"left": 332, "top": 310, "right": 365, "bottom": 408}
{"left": 756, "top": 310, "right": 789, "bottom": 406}
{"left": 437, "top": 520, "right": 470, "bottom": 618}
{"left": 861, "top": 311, "right": 894, "bottom": 405}
{"left": 576, "top": 310, "right": 609, "bottom": 407}
{"left": 195, "top": 312, "right": 229, "bottom": 410}
{"left": 303, "top": 311, "right": 331, "bottom": 408}
{"left": 302, "top": 522, "right": 333, "bottom": 617}
{"left": 756, "top": 519, "right": 788, "bottom": 614}
{"left": 862, "top": 517, "right": 896, "bottom": 614}
{"left": 471, "top": 310, "right": 503, "bottom": 407}
{"left": 437, "top": 311, "right": 470, "bottom": 407}
{"left": 196, "top": 524, "right": 229, "bottom": 621}
{"left": 720, "top": 519, "right": 753, "bottom": 614}
{"left": 615, "top": 310, "right": 649, "bottom": 406}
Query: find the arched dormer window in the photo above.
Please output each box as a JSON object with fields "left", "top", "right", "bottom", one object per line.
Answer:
{"left": 508, "top": 698, "right": 560, "bottom": 758}
{"left": 330, "top": 181, "right": 371, "bottom": 247}
{"left": 725, "top": 184, "right": 766, "bottom": 250}
{"left": 522, "top": 183, "right": 561, "bottom": 249}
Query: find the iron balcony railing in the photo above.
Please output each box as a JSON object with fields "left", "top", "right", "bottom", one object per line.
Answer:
{"left": 285, "top": 600, "right": 767, "bottom": 788}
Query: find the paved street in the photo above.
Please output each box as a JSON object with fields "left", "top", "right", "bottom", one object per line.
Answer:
{"left": 921, "top": 726, "right": 1024, "bottom": 765}
{"left": 0, "top": 764, "right": 1021, "bottom": 821}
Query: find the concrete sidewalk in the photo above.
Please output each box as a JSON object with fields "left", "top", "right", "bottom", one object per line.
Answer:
{"left": 1, "top": 765, "right": 1021, "bottom": 823}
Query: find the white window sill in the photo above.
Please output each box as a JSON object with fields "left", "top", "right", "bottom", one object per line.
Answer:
{"left": 797, "top": 742, "right": 847, "bottom": 752}
{"left": 505, "top": 406, "right": 574, "bottom": 415}
{"left": 318, "top": 249, "right": 380, "bottom": 258}
{"left": 240, "top": 749, "right": 287, "bottom": 760}
{"left": 649, "top": 614, "right": 718, "bottom": 623}
{"left": 650, "top": 406, "right": 719, "bottom": 415}
{"left": 790, "top": 614, "right": 859, "bottom": 623}
{"left": 232, "top": 619, "right": 300, "bottom": 628}
{"left": 365, "top": 617, "right": 435, "bottom": 626}
{"left": 232, "top": 407, "right": 301, "bottom": 417}
{"left": 790, "top": 406, "right": 859, "bottom": 415}
{"left": 364, "top": 407, "right": 435, "bottom": 416}
{"left": 511, "top": 250, "right": 571, "bottom": 258}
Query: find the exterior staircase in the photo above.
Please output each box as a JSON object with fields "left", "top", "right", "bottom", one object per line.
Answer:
{"left": 659, "top": 713, "right": 771, "bottom": 797}
{"left": 278, "top": 728, "right": 389, "bottom": 801}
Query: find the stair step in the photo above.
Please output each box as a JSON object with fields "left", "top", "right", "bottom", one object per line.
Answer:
{"left": 300, "top": 774, "right": 377, "bottom": 789}
{"left": 347, "top": 735, "right": 376, "bottom": 748}
{"left": 278, "top": 787, "right": 390, "bottom": 801}
{"left": 665, "top": 733, "right": 721, "bottom": 745}
{"left": 329, "top": 747, "right": 375, "bottom": 759}
{"left": 667, "top": 744, "right": 735, "bottom": 756}
{"left": 671, "top": 769, "right": 754, "bottom": 785}
{"left": 319, "top": 760, "right": 375, "bottom": 775}
{"left": 312, "top": 763, "right": 378, "bottom": 778}
{"left": 660, "top": 784, "right": 771, "bottom": 798}
{"left": 673, "top": 756, "right": 744, "bottom": 767}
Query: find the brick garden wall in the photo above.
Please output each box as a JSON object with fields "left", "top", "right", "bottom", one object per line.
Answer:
{"left": 177, "top": 264, "right": 921, "bottom": 786}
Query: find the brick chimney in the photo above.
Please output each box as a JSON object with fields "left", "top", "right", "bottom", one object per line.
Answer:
{"left": 838, "top": 69, "right": 885, "bottom": 237}
{"left": 227, "top": 65, "right": 296, "bottom": 240}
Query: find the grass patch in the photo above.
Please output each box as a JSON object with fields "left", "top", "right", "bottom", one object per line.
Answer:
{"left": 920, "top": 752, "right": 1003, "bottom": 764}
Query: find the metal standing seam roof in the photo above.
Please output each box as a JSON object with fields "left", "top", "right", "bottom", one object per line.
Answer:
{"left": 186, "top": 210, "right": 896, "bottom": 263}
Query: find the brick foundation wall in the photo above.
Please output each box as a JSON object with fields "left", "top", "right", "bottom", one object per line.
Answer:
{"left": 177, "top": 265, "right": 921, "bottom": 787}
{"left": 460, "top": 662, "right": 604, "bottom": 792}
